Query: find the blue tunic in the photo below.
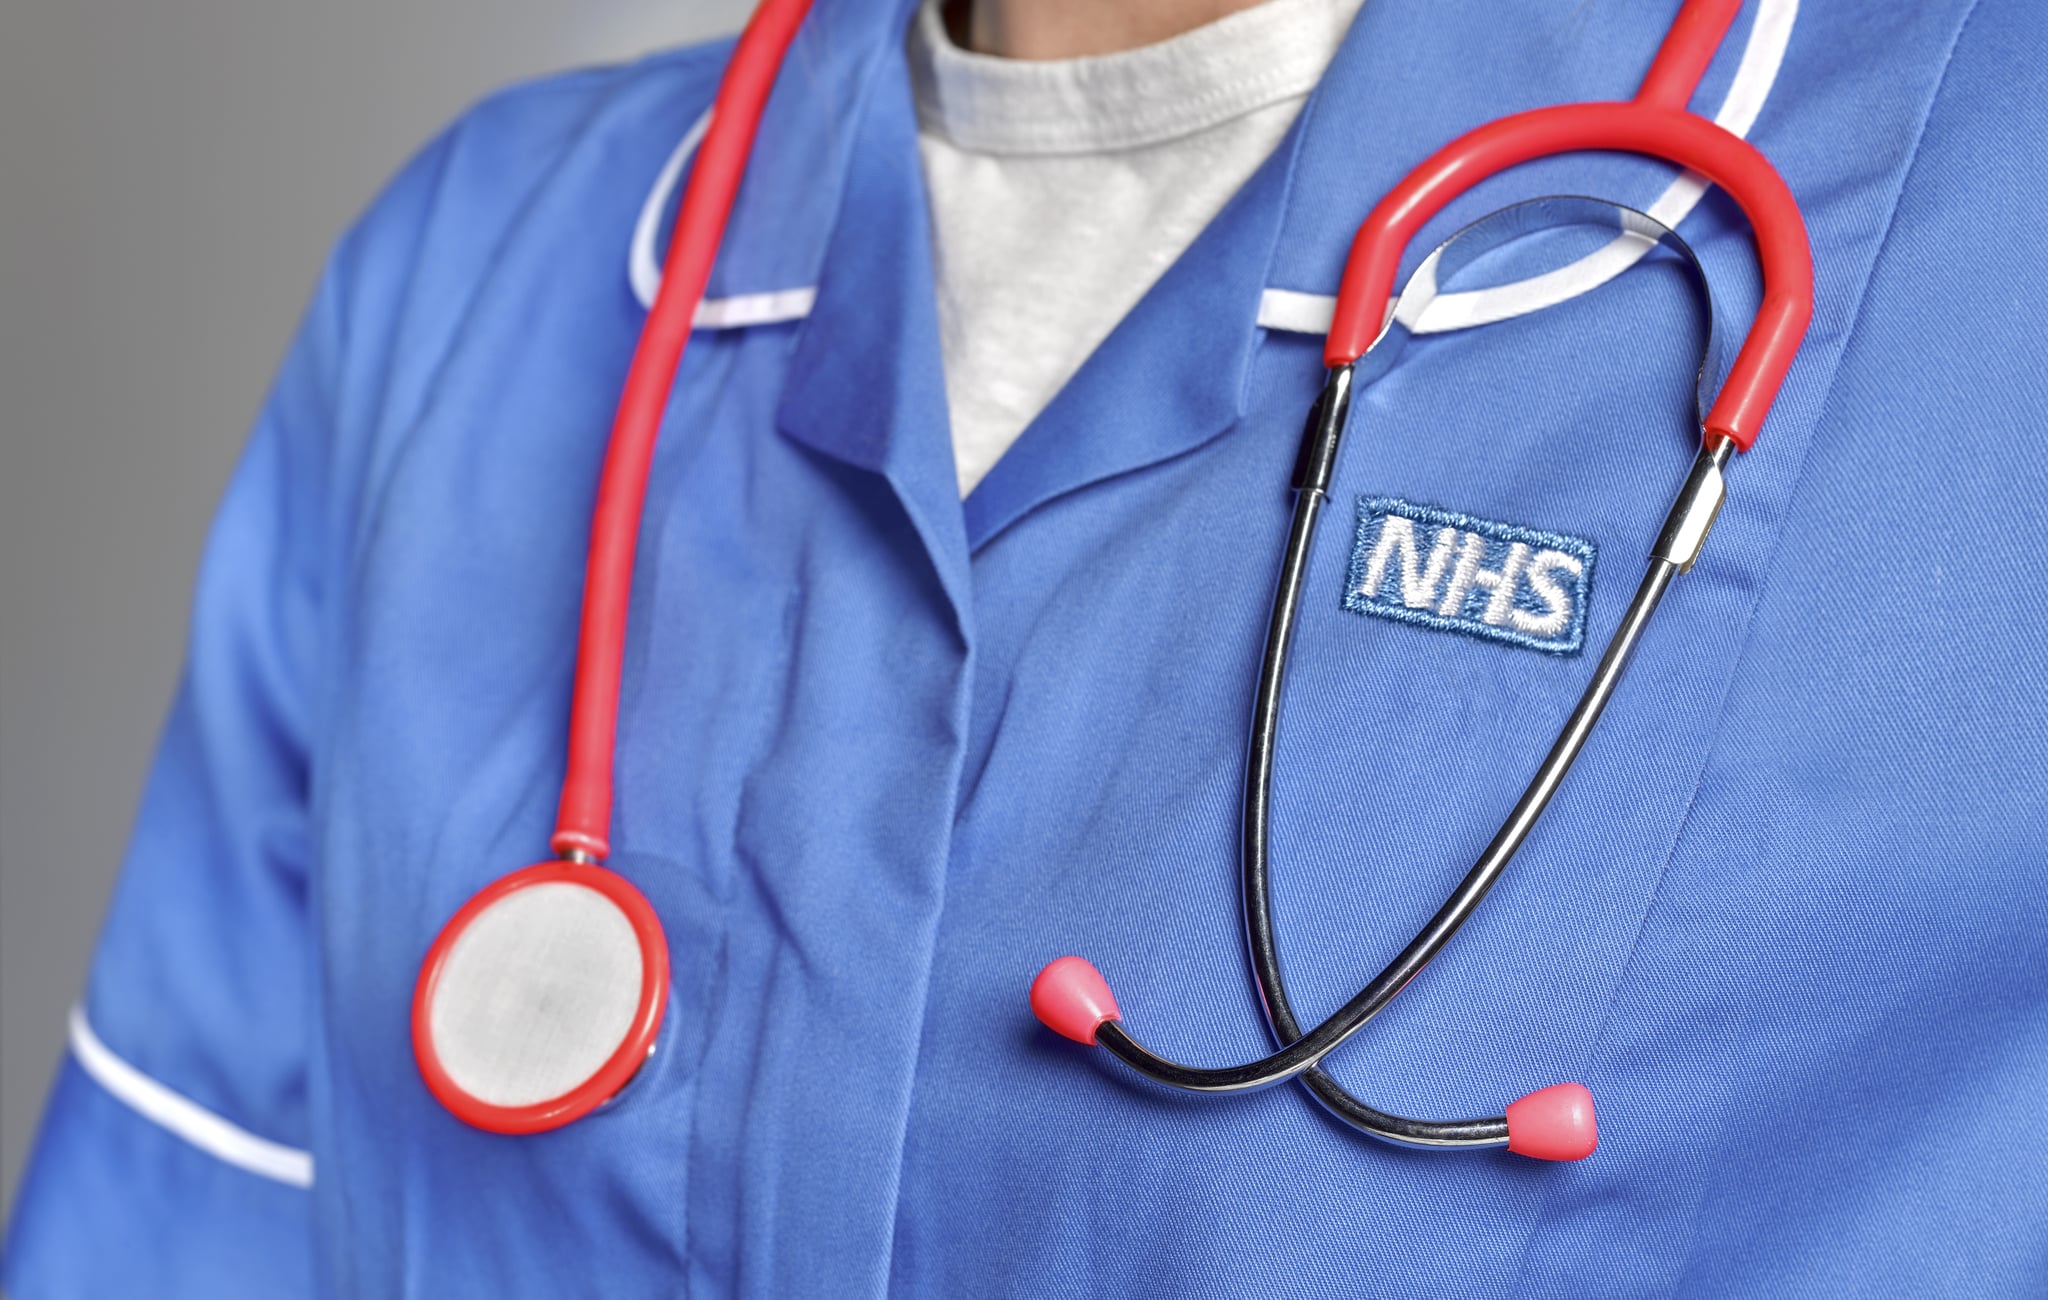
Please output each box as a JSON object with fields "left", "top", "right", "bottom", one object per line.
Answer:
{"left": 9, "top": 0, "right": 2047, "bottom": 1294}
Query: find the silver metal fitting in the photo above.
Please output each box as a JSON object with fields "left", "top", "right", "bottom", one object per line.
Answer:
{"left": 1652, "top": 435, "right": 1736, "bottom": 573}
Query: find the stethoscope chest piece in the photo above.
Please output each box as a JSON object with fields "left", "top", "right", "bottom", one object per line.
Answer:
{"left": 412, "top": 862, "right": 670, "bottom": 1134}
{"left": 401, "top": 0, "right": 805, "bottom": 1138}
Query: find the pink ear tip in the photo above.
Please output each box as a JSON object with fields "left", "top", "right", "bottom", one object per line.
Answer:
{"left": 1030, "top": 956, "right": 1122, "bottom": 1045}
{"left": 1505, "top": 1082, "right": 1598, "bottom": 1162}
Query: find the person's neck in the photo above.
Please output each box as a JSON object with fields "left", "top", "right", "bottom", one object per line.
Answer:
{"left": 945, "top": 0, "right": 1273, "bottom": 59}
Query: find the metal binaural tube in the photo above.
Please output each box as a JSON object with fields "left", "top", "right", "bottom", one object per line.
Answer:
{"left": 1035, "top": 194, "right": 1783, "bottom": 1163}
{"left": 1093, "top": 468, "right": 1683, "bottom": 1088}
{"left": 1089, "top": 399, "right": 1727, "bottom": 1150}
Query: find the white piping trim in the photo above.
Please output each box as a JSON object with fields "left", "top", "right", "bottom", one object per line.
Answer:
{"left": 1256, "top": 0, "right": 1798, "bottom": 335}
{"left": 68, "top": 1005, "right": 314, "bottom": 1188}
{"left": 631, "top": 2, "right": 1795, "bottom": 340}
{"left": 692, "top": 286, "right": 818, "bottom": 328}
{"left": 627, "top": 110, "right": 817, "bottom": 331}
{"left": 629, "top": 107, "right": 713, "bottom": 311}
{"left": 634, "top": 107, "right": 733, "bottom": 315}
{"left": 1257, "top": 287, "right": 1340, "bottom": 336}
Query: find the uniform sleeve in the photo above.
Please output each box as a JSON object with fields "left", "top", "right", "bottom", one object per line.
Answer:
{"left": 0, "top": 237, "right": 348, "bottom": 1299}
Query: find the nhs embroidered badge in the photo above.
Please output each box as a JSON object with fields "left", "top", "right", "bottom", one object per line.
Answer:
{"left": 1343, "top": 498, "right": 1596, "bottom": 655}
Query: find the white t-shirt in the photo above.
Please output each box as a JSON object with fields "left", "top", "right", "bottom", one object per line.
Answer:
{"left": 908, "top": 0, "right": 1363, "bottom": 496}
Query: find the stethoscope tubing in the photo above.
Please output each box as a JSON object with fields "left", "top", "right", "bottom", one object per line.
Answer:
{"left": 1047, "top": 0, "right": 1814, "bottom": 1155}
{"left": 413, "top": 0, "right": 816, "bottom": 1135}
{"left": 1091, "top": 376, "right": 1729, "bottom": 1096}
{"left": 439, "top": 0, "right": 1815, "bottom": 1152}
{"left": 551, "top": 0, "right": 815, "bottom": 863}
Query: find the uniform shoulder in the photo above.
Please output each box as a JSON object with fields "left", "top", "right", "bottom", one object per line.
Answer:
{"left": 334, "top": 35, "right": 734, "bottom": 279}
{"left": 441, "top": 36, "right": 736, "bottom": 184}
{"left": 311, "top": 34, "right": 735, "bottom": 437}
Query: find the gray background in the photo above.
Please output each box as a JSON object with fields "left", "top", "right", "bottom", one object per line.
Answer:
{"left": 0, "top": 0, "right": 752, "bottom": 1230}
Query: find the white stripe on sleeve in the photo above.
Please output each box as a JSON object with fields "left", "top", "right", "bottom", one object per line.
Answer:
{"left": 68, "top": 1004, "right": 315, "bottom": 1188}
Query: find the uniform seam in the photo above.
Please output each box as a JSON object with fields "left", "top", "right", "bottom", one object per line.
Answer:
{"left": 1650, "top": 1, "right": 1988, "bottom": 1287}
{"left": 1498, "top": 1, "right": 1989, "bottom": 1293}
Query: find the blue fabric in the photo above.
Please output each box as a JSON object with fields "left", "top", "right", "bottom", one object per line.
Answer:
{"left": 9, "top": 0, "right": 2048, "bottom": 1295}
{"left": 4, "top": 1061, "right": 315, "bottom": 1294}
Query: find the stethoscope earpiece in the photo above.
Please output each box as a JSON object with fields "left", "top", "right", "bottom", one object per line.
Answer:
{"left": 1033, "top": 957, "right": 1596, "bottom": 1162}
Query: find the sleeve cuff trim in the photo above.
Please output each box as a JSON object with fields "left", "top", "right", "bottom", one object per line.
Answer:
{"left": 68, "top": 1004, "right": 315, "bottom": 1188}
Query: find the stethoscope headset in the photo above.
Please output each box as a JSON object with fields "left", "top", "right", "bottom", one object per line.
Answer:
{"left": 411, "top": 0, "right": 1812, "bottom": 1160}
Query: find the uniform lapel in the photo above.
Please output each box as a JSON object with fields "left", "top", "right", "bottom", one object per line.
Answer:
{"left": 773, "top": 1, "right": 973, "bottom": 632}
{"left": 960, "top": 126, "right": 1300, "bottom": 550}
{"left": 956, "top": 0, "right": 1705, "bottom": 552}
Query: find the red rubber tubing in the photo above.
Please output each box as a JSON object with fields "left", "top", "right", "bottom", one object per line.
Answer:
{"left": 1321, "top": 101, "right": 1812, "bottom": 451}
{"left": 552, "top": 0, "right": 814, "bottom": 861}
{"left": 1635, "top": 0, "right": 1744, "bottom": 110}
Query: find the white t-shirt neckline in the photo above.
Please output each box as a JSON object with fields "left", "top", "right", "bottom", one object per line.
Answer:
{"left": 910, "top": 0, "right": 1361, "bottom": 156}
{"left": 909, "top": 0, "right": 1364, "bottom": 495}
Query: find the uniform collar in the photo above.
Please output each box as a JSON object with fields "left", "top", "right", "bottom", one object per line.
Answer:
{"left": 960, "top": 129, "right": 1300, "bottom": 548}
{"left": 729, "top": 0, "right": 1782, "bottom": 571}
{"left": 962, "top": 0, "right": 1733, "bottom": 548}
{"left": 771, "top": 0, "right": 1304, "bottom": 569}
{"left": 773, "top": 5, "right": 973, "bottom": 621}
{"left": 670, "top": 0, "right": 1788, "bottom": 308}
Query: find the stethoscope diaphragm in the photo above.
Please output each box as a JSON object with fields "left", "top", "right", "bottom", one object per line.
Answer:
{"left": 412, "top": 862, "right": 669, "bottom": 1134}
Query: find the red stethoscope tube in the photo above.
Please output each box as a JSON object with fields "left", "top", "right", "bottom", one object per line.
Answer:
{"left": 1323, "top": 0, "right": 1809, "bottom": 451}
{"left": 552, "top": 0, "right": 816, "bottom": 862}
{"left": 415, "top": 0, "right": 813, "bottom": 1135}
{"left": 1636, "top": 0, "right": 1743, "bottom": 111}
{"left": 1323, "top": 100, "right": 1812, "bottom": 450}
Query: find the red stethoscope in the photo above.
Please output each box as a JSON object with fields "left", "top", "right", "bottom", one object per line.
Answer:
{"left": 413, "top": 0, "right": 1812, "bottom": 1150}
